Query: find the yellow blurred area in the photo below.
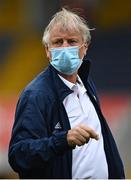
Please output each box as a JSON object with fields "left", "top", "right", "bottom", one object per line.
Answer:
{"left": 0, "top": 0, "right": 24, "bottom": 32}
{"left": 0, "top": 33, "right": 47, "bottom": 95}
{"left": 97, "top": 0, "right": 131, "bottom": 29}
{"left": 0, "top": 0, "right": 131, "bottom": 95}
{"left": 0, "top": 0, "right": 48, "bottom": 95}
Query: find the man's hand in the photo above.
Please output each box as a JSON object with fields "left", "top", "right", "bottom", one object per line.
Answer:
{"left": 67, "top": 124, "right": 99, "bottom": 148}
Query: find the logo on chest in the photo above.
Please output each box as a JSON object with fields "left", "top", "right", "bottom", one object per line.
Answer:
{"left": 54, "top": 121, "right": 62, "bottom": 130}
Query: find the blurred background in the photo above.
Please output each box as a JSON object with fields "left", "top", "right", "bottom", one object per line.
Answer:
{"left": 0, "top": 0, "right": 131, "bottom": 178}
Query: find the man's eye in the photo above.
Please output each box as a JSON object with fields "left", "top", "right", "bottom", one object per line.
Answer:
{"left": 54, "top": 40, "right": 63, "bottom": 45}
{"left": 68, "top": 40, "right": 78, "bottom": 44}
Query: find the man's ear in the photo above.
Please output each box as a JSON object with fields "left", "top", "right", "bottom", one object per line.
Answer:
{"left": 45, "top": 45, "right": 51, "bottom": 59}
{"left": 84, "top": 43, "right": 88, "bottom": 55}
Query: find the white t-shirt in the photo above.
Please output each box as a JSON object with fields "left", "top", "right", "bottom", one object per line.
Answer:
{"left": 59, "top": 75, "right": 108, "bottom": 179}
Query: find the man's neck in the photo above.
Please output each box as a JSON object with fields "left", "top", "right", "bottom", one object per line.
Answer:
{"left": 59, "top": 72, "right": 77, "bottom": 84}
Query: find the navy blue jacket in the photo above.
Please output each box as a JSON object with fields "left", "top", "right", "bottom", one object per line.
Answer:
{"left": 8, "top": 60, "right": 125, "bottom": 179}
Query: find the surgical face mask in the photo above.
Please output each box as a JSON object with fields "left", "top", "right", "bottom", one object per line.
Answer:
{"left": 49, "top": 46, "right": 83, "bottom": 75}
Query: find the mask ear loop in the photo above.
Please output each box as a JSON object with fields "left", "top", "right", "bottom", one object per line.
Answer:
{"left": 79, "top": 43, "right": 88, "bottom": 60}
{"left": 79, "top": 43, "right": 88, "bottom": 51}
{"left": 79, "top": 44, "right": 84, "bottom": 49}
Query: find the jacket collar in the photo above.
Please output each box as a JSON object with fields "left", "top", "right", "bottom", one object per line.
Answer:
{"left": 78, "top": 59, "right": 91, "bottom": 84}
{"left": 45, "top": 59, "right": 91, "bottom": 102}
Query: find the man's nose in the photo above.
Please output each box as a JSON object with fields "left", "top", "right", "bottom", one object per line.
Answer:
{"left": 62, "top": 40, "right": 70, "bottom": 47}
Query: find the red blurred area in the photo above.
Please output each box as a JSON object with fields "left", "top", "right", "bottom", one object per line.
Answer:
{"left": 100, "top": 94, "right": 129, "bottom": 122}
{"left": 0, "top": 96, "right": 17, "bottom": 151}
{"left": 0, "top": 94, "right": 129, "bottom": 151}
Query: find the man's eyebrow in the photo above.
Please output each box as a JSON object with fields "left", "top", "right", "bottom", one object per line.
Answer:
{"left": 51, "top": 37, "right": 63, "bottom": 41}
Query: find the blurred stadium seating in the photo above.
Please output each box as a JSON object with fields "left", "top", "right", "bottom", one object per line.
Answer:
{"left": 0, "top": 0, "right": 131, "bottom": 178}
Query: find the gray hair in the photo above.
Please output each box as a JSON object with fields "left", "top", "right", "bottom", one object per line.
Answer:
{"left": 42, "top": 8, "right": 92, "bottom": 46}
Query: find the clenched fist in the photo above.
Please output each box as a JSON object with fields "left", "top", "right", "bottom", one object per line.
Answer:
{"left": 67, "top": 124, "right": 99, "bottom": 148}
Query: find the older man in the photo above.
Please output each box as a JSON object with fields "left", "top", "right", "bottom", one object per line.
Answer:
{"left": 8, "top": 8, "right": 125, "bottom": 179}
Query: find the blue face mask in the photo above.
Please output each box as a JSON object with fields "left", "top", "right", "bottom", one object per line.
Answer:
{"left": 50, "top": 46, "right": 83, "bottom": 75}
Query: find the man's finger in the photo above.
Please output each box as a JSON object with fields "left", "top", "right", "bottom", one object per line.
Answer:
{"left": 79, "top": 124, "right": 99, "bottom": 140}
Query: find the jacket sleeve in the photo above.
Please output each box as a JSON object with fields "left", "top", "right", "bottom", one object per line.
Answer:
{"left": 8, "top": 90, "right": 70, "bottom": 172}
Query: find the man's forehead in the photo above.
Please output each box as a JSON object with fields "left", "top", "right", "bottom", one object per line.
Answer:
{"left": 50, "top": 26, "right": 81, "bottom": 39}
